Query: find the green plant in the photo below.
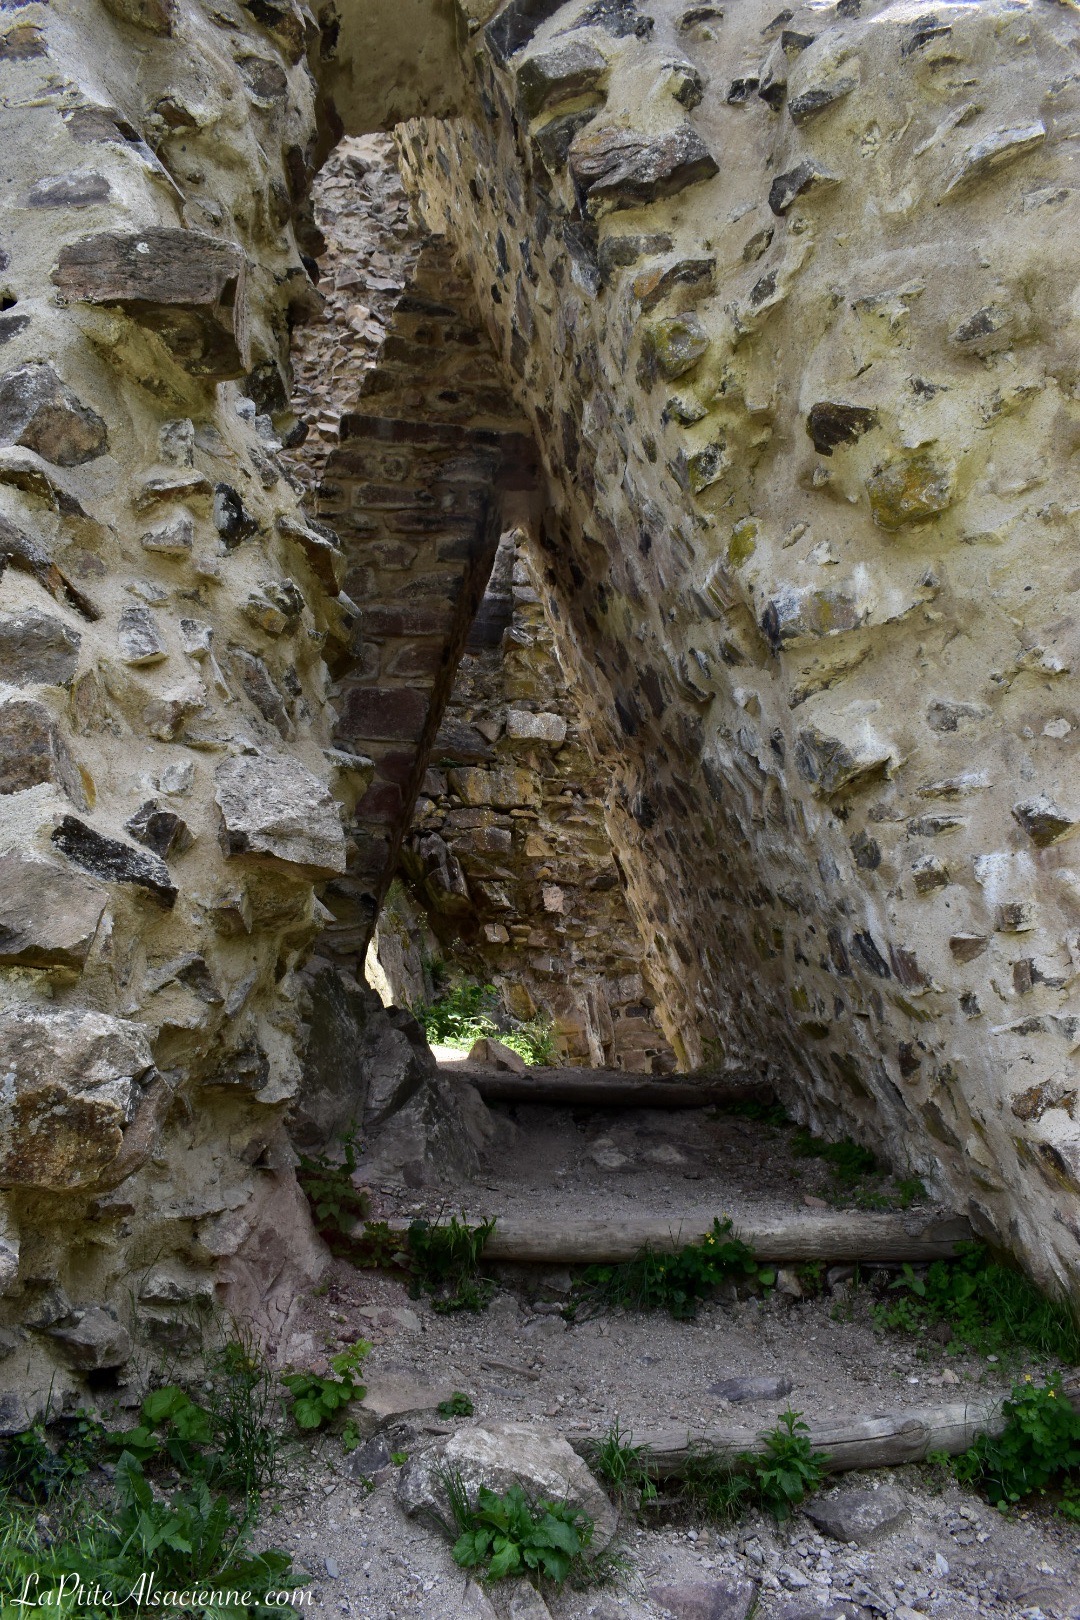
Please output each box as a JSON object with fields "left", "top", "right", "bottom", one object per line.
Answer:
{"left": 281, "top": 1338, "right": 371, "bottom": 1431}
{"left": 952, "top": 1375, "right": 1080, "bottom": 1511}
{"left": 438, "top": 1392, "right": 475, "bottom": 1419}
{"left": 572, "top": 1219, "right": 774, "bottom": 1321}
{"left": 440, "top": 1472, "right": 595, "bottom": 1585}
{"left": 793, "top": 1128, "right": 878, "bottom": 1184}
{"left": 583, "top": 1419, "right": 657, "bottom": 1511}
{"left": 796, "top": 1261, "right": 826, "bottom": 1299}
{"left": 710, "top": 1099, "right": 791, "bottom": 1128}
{"left": 0, "top": 1409, "right": 105, "bottom": 1504}
{"left": 893, "top": 1176, "right": 927, "bottom": 1210}
{"left": 670, "top": 1412, "right": 828, "bottom": 1526}
{"left": 408, "top": 1214, "right": 497, "bottom": 1313}
{"left": 873, "top": 1245, "right": 1080, "bottom": 1363}
{"left": 414, "top": 980, "right": 553, "bottom": 1066}
{"left": 390, "top": 1451, "right": 409, "bottom": 1466}
{"left": 296, "top": 1127, "right": 369, "bottom": 1252}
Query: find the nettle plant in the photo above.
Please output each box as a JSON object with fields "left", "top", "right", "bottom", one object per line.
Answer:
{"left": 573, "top": 1218, "right": 774, "bottom": 1320}
{"left": 440, "top": 1472, "right": 595, "bottom": 1586}
{"left": 281, "top": 1338, "right": 372, "bottom": 1432}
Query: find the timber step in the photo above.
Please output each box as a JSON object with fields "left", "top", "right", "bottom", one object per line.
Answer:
{"left": 373, "top": 1212, "right": 976, "bottom": 1265}
{"left": 568, "top": 1375, "right": 1080, "bottom": 1477}
{"left": 452, "top": 1064, "right": 774, "bottom": 1110}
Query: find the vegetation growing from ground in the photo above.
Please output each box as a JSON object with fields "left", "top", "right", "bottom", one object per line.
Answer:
{"left": 296, "top": 1126, "right": 369, "bottom": 1252}
{"left": 437, "top": 1392, "right": 475, "bottom": 1419}
{"left": 571, "top": 1218, "right": 775, "bottom": 1321}
{"left": 415, "top": 979, "right": 556, "bottom": 1066}
{"left": 0, "top": 1336, "right": 300, "bottom": 1617}
{"left": 352, "top": 1212, "right": 498, "bottom": 1313}
{"left": 583, "top": 1419, "right": 656, "bottom": 1512}
{"left": 951, "top": 1375, "right": 1080, "bottom": 1516}
{"left": 440, "top": 1472, "right": 596, "bottom": 1585}
{"left": 873, "top": 1245, "right": 1080, "bottom": 1364}
{"left": 711, "top": 1100, "right": 926, "bottom": 1210}
{"left": 280, "top": 1338, "right": 371, "bottom": 1431}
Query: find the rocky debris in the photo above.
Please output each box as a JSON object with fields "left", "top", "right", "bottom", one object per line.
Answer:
{"left": 47, "top": 1305, "right": 132, "bottom": 1370}
{"left": 214, "top": 754, "right": 346, "bottom": 875}
{"left": 0, "top": 362, "right": 107, "bottom": 465}
{"left": 648, "top": 1577, "right": 759, "bottom": 1619}
{"left": 52, "top": 816, "right": 177, "bottom": 906}
{"left": 0, "top": 1005, "right": 155, "bottom": 1190}
{"left": 398, "top": 1419, "right": 618, "bottom": 1550}
{"left": 569, "top": 124, "right": 718, "bottom": 214}
{"left": 806, "top": 1483, "right": 909, "bottom": 1546}
{"left": 53, "top": 228, "right": 247, "bottom": 378}
{"left": 1012, "top": 795, "right": 1076, "bottom": 849}
{"left": 140, "top": 511, "right": 194, "bottom": 555}
{"left": 124, "top": 799, "right": 192, "bottom": 858}
{"left": 0, "top": 696, "right": 88, "bottom": 807}
{"left": 0, "top": 851, "right": 107, "bottom": 968}
{"left": 0, "top": 607, "right": 81, "bottom": 686}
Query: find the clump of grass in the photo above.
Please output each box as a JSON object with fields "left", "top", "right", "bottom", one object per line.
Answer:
{"left": 572, "top": 1218, "right": 773, "bottom": 1321}
{"left": 873, "top": 1245, "right": 1080, "bottom": 1363}
{"left": 583, "top": 1419, "right": 657, "bottom": 1512}
{"left": 408, "top": 1214, "right": 497, "bottom": 1313}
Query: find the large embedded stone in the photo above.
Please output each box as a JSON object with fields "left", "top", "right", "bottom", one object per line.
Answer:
{"left": 795, "top": 725, "right": 893, "bottom": 799}
{"left": 516, "top": 41, "right": 608, "bottom": 117}
{"left": 867, "top": 452, "right": 954, "bottom": 530}
{"left": 569, "top": 123, "right": 718, "bottom": 215}
{"left": 648, "top": 1579, "right": 758, "bottom": 1620}
{"left": 214, "top": 754, "right": 346, "bottom": 874}
{"left": 0, "top": 696, "right": 87, "bottom": 807}
{"left": 53, "top": 230, "right": 248, "bottom": 379}
{"left": 1013, "top": 796, "right": 1077, "bottom": 849}
{"left": 505, "top": 709, "right": 568, "bottom": 745}
{"left": 125, "top": 800, "right": 192, "bottom": 858}
{"left": 0, "top": 607, "right": 81, "bottom": 687}
{"left": 276, "top": 513, "right": 344, "bottom": 593}
{"left": 117, "top": 605, "right": 167, "bottom": 665}
{"left": 943, "top": 121, "right": 1045, "bottom": 197}
{"left": 398, "top": 1420, "right": 618, "bottom": 1551}
{"left": 805, "top": 1483, "right": 908, "bottom": 1545}
{"left": 28, "top": 173, "right": 111, "bottom": 209}
{"left": 101, "top": 0, "right": 175, "bottom": 31}
{"left": 0, "top": 1005, "right": 154, "bottom": 1189}
{"left": 51, "top": 816, "right": 177, "bottom": 906}
{"left": 768, "top": 159, "right": 840, "bottom": 215}
{"left": 806, "top": 402, "right": 877, "bottom": 456}
{"left": 48, "top": 1306, "right": 132, "bottom": 1370}
{"left": 0, "top": 852, "right": 107, "bottom": 968}
{"left": 447, "top": 765, "right": 542, "bottom": 811}
{"left": 761, "top": 579, "right": 869, "bottom": 650}
{"left": 0, "top": 363, "right": 107, "bottom": 466}
{"left": 642, "top": 314, "right": 709, "bottom": 381}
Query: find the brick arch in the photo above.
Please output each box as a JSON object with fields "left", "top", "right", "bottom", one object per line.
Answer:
{"left": 309, "top": 230, "right": 544, "bottom": 957}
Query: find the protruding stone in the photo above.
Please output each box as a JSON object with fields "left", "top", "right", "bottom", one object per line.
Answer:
{"left": 0, "top": 853, "right": 108, "bottom": 968}
{"left": 0, "top": 1005, "right": 155, "bottom": 1190}
{"left": 943, "top": 121, "right": 1045, "bottom": 197}
{"left": 0, "top": 362, "right": 107, "bottom": 466}
{"left": 0, "top": 607, "right": 81, "bottom": 686}
{"left": 867, "top": 452, "right": 953, "bottom": 530}
{"left": 28, "top": 173, "right": 111, "bottom": 209}
{"left": 642, "top": 313, "right": 709, "bottom": 381}
{"left": 1013, "top": 796, "right": 1076, "bottom": 849}
{"left": 242, "top": 578, "right": 305, "bottom": 635}
{"left": 53, "top": 229, "right": 247, "bottom": 379}
{"left": 0, "top": 696, "right": 87, "bottom": 806}
{"left": 505, "top": 709, "right": 568, "bottom": 744}
{"left": 125, "top": 799, "right": 193, "bottom": 858}
{"left": 214, "top": 753, "right": 346, "bottom": 874}
{"left": 762, "top": 578, "right": 869, "bottom": 650}
{"left": 140, "top": 511, "right": 194, "bottom": 555}
{"left": 517, "top": 40, "right": 607, "bottom": 117}
{"left": 569, "top": 124, "right": 718, "bottom": 216}
{"left": 51, "top": 816, "right": 177, "bottom": 907}
{"left": 768, "top": 159, "right": 839, "bottom": 215}
{"left": 795, "top": 725, "right": 892, "bottom": 799}
{"left": 214, "top": 483, "right": 259, "bottom": 546}
{"left": 276, "top": 513, "right": 344, "bottom": 593}
{"left": 101, "top": 0, "right": 175, "bottom": 33}
{"left": 48, "top": 1306, "right": 132, "bottom": 1370}
{"left": 118, "top": 605, "right": 167, "bottom": 665}
{"left": 806, "top": 402, "right": 877, "bottom": 455}
{"left": 805, "top": 1483, "right": 908, "bottom": 1545}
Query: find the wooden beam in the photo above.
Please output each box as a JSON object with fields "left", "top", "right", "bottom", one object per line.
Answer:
{"left": 453, "top": 1065, "right": 774, "bottom": 1110}
{"left": 372, "top": 1213, "right": 975, "bottom": 1265}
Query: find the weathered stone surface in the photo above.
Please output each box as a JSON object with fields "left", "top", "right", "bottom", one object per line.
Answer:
{"left": 569, "top": 124, "right": 718, "bottom": 215}
{"left": 215, "top": 755, "right": 346, "bottom": 874}
{"left": 805, "top": 1483, "right": 908, "bottom": 1546}
{"left": 0, "top": 853, "right": 107, "bottom": 968}
{"left": 643, "top": 313, "right": 709, "bottom": 382}
{"left": 51, "top": 816, "right": 177, "bottom": 906}
{"left": 0, "top": 1006, "right": 154, "bottom": 1189}
{"left": 708, "top": 1374, "right": 793, "bottom": 1404}
{"left": 53, "top": 230, "right": 247, "bottom": 378}
{"left": 517, "top": 40, "right": 607, "bottom": 117}
{"left": 1013, "top": 796, "right": 1076, "bottom": 849}
{"left": 398, "top": 1420, "right": 618, "bottom": 1550}
{"left": 768, "top": 159, "right": 839, "bottom": 215}
{"left": 28, "top": 173, "right": 112, "bottom": 209}
{"left": 125, "top": 800, "right": 192, "bottom": 858}
{"left": 0, "top": 697, "right": 87, "bottom": 807}
{"left": 0, "top": 363, "right": 107, "bottom": 466}
{"left": 48, "top": 1306, "right": 132, "bottom": 1370}
{"left": 505, "top": 709, "right": 567, "bottom": 745}
{"left": 117, "top": 605, "right": 167, "bottom": 665}
{"left": 867, "top": 453, "right": 954, "bottom": 531}
{"left": 100, "top": 0, "right": 175, "bottom": 31}
{"left": 140, "top": 512, "right": 193, "bottom": 555}
{"left": 0, "top": 608, "right": 81, "bottom": 687}
{"left": 648, "top": 1579, "right": 759, "bottom": 1620}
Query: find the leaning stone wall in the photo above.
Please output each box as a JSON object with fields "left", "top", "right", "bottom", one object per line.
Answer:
{"left": 396, "top": 0, "right": 1080, "bottom": 1297}
{"left": 0, "top": 0, "right": 358, "bottom": 1421}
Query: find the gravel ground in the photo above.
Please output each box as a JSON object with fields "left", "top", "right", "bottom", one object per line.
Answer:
{"left": 263, "top": 1084, "right": 1080, "bottom": 1620}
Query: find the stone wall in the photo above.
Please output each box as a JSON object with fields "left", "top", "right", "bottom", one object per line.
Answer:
{"left": 389, "top": 0, "right": 1080, "bottom": 1299}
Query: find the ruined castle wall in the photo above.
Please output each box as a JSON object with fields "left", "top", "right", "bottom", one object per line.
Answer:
{"left": 396, "top": 0, "right": 1080, "bottom": 1296}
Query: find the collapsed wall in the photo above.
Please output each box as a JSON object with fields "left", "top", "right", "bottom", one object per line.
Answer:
{"left": 388, "top": 0, "right": 1080, "bottom": 1297}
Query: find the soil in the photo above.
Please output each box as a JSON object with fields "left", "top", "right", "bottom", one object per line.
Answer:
{"left": 266, "top": 1071, "right": 1080, "bottom": 1620}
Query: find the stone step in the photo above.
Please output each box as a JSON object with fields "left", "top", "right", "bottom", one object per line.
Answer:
{"left": 371, "top": 1211, "right": 975, "bottom": 1265}
{"left": 451, "top": 1062, "right": 775, "bottom": 1111}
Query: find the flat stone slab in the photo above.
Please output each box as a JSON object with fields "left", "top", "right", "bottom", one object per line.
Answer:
{"left": 648, "top": 1577, "right": 758, "bottom": 1620}
{"left": 804, "top": 1482, "right": 908, "bottom": 1545}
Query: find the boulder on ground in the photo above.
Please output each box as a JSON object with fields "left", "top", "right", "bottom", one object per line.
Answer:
{"left": 805, "top": 1482, "right": 908, "bottom": 1545}
{"left": 467, "top": 1036, "right": 527, "bottom": 1074}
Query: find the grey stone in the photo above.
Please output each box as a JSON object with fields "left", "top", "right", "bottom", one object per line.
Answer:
{"left": 0, "top": 363, "right": 107, "bottom": 465}
{"left": 48, "top": 1305, "right": 132, "bottom": 1370}
{"left": 230, "top": 646, "right": 291, "bottom": 737}
{"left": 516, "top": 40, "right": 607, "bottom": 117}
{"left": 768, "top": 159, "right": 839, "bottom": 215}
{"left": 0, "top": 695, "right": 87, "bottom": 807}
{"left": 505, "top": 709, "right": 567, "bottom": 744}
{"left": 118, "top": 605, "right": 167, "bottom": 665}
{"left": 52, "top": 816, "right": 177, "bottom": 906}
{"left": 213, "top": 482, "right": 259, "bottom": 546}
{"left": 125, "top": 799, "right": 193, "bottom": 858}
{"left": 508, "top": 1585, "right": 553, "bottom": 1620}
{"left": 214, "top": 753, "right": 346, "bottom": 875}
{"left": 0, "top": 1004, "right": 155, "bottom": 1190}
{"left": 708, "top": 1374, "right": 793, "bottom": 1403}
{"left": 140, "top": 512, "right": 194, "bottom": 554}
{"left": 805, "top": 1483, "right": 908, "bottom": 1546}
{"left": 648, "top": 1577, "right": 759, "bottom": 1619}
{"left": 28, "top": 173, "right": 112, "bottom": 209}
{"left": 1013, "top": 795, "right": 1076, "bottom": 848}
{"left": 0, "top": 608, "right": 81, "bottom": 686}
{"left": 343, "top": 1432, "right": 392, "bottom": 1481}
{"left": 398, "top": 1419, "right": 618, "bottom": 1551}
{"left": 569, "top": 123, "right": 718, "bottom": 216}
{"left": 0, "top": 852, "right": 108, "bottom": 968}
{"left": 100, "top": 0, "right": 176, "bottom": 31}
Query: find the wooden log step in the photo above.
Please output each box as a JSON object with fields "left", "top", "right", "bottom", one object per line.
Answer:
{"left": 453, "top": 1065, "right": 774, "bottom": 1110}
{"left": 375, "top": 1212, "right": 975, "bottom": 1265}
{"left": 570, "top": 1376, "right": 1080, "bottom": 1477}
